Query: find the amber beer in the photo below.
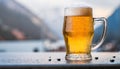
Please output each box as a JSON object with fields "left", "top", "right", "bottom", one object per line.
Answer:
{"left": 63, "top": 7, "right": 107, "bottom": 61}
{"left": 63, "top": 7, "right": 94, "bottom": 60}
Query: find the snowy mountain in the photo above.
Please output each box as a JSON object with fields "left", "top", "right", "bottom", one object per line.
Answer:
{"left": 94, "top": 5, "right": 120, "bottom": 42}
{"left": 94, "top": 5, "right": 120, "bottom": 51}
{"left": 0, "top": 0, "right": 59, "bottom": 40}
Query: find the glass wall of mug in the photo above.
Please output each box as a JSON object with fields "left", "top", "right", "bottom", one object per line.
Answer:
{"left": 63, "top": 7, "right": 107, "bottom": 61}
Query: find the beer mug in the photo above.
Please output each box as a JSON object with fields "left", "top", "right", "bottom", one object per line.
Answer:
{"left": 63, "top": 7, "right": 107, "bottom": 61}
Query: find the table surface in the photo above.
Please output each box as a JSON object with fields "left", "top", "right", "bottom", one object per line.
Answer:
{"left": 0, "top": 52, "right": 120, "bottom": 67}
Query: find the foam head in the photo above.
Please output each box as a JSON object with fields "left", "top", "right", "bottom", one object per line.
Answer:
{"left": 64, "top": 3, "right": 92, "bottom": 16}
{"left": 64, "top": 7, "right": 92, "bottom": 16}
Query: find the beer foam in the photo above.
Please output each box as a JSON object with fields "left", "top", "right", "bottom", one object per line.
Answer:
{"left": 64, "top": 2, "right": 92, "bottom": 16}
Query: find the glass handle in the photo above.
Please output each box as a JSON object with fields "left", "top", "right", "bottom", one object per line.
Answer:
{"left": 92, "top": 17, "right": 107, "bottom": 50}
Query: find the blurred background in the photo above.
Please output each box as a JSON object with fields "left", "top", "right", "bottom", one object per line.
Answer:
{"left": 0, "top": 0, "right": 120, "bottom": 52}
